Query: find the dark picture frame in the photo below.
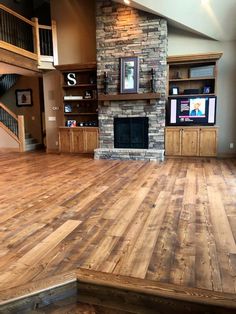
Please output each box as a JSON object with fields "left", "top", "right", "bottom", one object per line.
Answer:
{"left": 120, "top": 56, "right": 139, "bottom": 94}
{"left": 203, "top": 86, "right": 211, "bottom": 94}
{"left": 170, "top": 86, "right": 179, "bottom": 95}
{"left": 15, "top": 89, "right": 33, "bottom": 106}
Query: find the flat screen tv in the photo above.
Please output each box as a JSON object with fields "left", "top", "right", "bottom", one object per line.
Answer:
{"left": 167, "top": 96, "right": 217, "bottom": 126}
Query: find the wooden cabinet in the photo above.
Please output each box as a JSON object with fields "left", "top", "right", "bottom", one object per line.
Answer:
{"left": 59, "top": 128, "right": 71, "bottom": 153}
{"left": 59, "top": 127, "right": 98, "bottom": 153}
{"left": 199, "top": 127, "right": 218, "bottom": 156}
{"left": 181, "top": 128, "right": 199, "bottom": 156}
{"left": 165, "top": 127, "right": 182, "bottom": 156}
{"left": 165, "top": 127, "right": 218, "bottom": 157}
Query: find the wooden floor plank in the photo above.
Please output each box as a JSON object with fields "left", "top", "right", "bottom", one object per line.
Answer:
{"left": 0, "top": 152, "right": 236, "bottom": 304}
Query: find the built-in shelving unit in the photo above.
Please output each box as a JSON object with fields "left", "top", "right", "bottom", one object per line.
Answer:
{"left": 56, "top": 63, "right": 99, "bottom": 153}
{"left": 165, "top": 53, "right": 222, "bottom": 157}
{"left": 167, "top": 53, "right": 222, "bottom": 97}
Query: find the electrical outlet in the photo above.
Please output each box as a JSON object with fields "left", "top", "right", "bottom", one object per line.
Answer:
{"left": 230, "top": 143, "right": 234, "bottom": 149}
{"left": 56, "top": 141, "right": 58, "bottom": 146}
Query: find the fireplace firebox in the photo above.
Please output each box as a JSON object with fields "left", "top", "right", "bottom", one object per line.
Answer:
{"left": 114, "top": 117, "right": 148, "bottom": 149}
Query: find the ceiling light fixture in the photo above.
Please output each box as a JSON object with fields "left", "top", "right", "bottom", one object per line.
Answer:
{"left": 124, "top": 0, "right": 130, "bottom": 5}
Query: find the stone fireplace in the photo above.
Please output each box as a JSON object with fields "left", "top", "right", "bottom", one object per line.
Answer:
{"left": 94, "top": 0, "right": 167, "bottom": 161}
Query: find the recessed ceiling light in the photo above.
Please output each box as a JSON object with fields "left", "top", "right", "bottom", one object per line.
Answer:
{"left": 124, "top": 0, "right": 130, "bottom": 5}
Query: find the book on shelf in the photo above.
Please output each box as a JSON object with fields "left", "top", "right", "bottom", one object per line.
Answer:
{"left": 64, "top": 95, "right": 83, "bottom": 100}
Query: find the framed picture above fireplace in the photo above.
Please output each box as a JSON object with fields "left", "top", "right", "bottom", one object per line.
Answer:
{"left": 120, "top": 56, "right": 139, "bottom": 94}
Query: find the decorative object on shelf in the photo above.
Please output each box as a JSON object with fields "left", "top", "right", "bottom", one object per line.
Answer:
{"left": 175, "top": 71, "right": 182, "bottom": 79}
{"left": 190, "top": 65, "right": 215, "bottom": 78}
{"left": 84, "top": 90, "right": 92, "bottom": 99}
{"left": 170, "top": 86, "right": 179, "bottom": 95}
{"left": 66, "top": 73, "right": 77, "bottom": 86}
{"left": 120, "top": 56, "right": 139, "bottom": 94}
{"left": 203, "top": 86, "right": 211, "bottom": 94}
{"left": 64, "top": 104, "right": 72, "bottom": 113}
{"left": 103, "top": 71, "right": 109, "bottom": 94}
{"left": 67, "top": 120, "right": 77, "bottom": 127}
{"left": 64, "top": 95, "right": 83, "bottom": 100}
{"left": 183, "top": 88, "right": 200, "bottom": 95}
{"left": 150, "top": 68, "right": 157, "bottom": 93}
{"left": 15, "top": 89, "right": 33, "bottom": 106}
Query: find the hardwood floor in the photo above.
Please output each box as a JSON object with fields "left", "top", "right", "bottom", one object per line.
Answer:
{"left": 0, "top": 152, "right": 236, "bottom": 305}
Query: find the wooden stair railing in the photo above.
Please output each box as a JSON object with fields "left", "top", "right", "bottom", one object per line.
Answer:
{"left": 0, "top": 4, "right": 58, "bottom": 66}
{"left": 0, "top": 102, "right": 25, "bottom": 152}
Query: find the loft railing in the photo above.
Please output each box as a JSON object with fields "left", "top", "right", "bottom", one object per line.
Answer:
{"left": 0, "top": 4, "right": 58, "bottom": 66}
{"left": 0, "top": 102, "right": 25, "bottom": 152}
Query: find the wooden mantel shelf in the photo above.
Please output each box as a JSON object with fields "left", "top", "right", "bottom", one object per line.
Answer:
{"left": 98, "top": 93, "right": 161, "bottom": 102}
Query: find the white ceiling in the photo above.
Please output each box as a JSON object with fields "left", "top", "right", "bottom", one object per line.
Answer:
{"left": 114, "top": 0, "right": 236, "bottom": 41}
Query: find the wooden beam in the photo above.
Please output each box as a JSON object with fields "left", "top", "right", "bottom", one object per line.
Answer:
{"left": 98, "top": 93, "right": 161, "bottom": 101}
{"left": 167, "top": 52, "right": 223, "bottom": 64}
{"left": 76, "top": 269, "right": 236, "bottom": 314}
{"left": 0, "top": 41, "right": 37, "bottom": 61}
{"left": 0, "top": 47, "right": 41, "bottom": 74}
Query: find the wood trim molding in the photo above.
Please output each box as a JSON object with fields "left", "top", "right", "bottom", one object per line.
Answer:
{"left": 0, "top": 272, "right": 77, "bottom": 305}
{"left": 167, "top": 52, "right": 223, "bottom": 64}
{"left": 1, "top": 268, "right": 236, "bottom": 313}
{"left": 0, "top": 41, "right": 38, "bottom": 61}
{"left": 55, "top": 63, "right": 97, "bottom": 71}
{"left": 76, "top": 268, "right": 236, "bottom": 311}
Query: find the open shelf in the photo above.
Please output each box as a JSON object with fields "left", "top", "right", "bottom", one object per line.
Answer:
{"left": 168, "top": 93, "right": 215, "bottom": 98}
{"left": 63, "top": 84, "right": 97, "bottom": 88}
{"left": 169, "top": 77, "right": 215, "bottom": 82}
{"left": 64, "top": 113, "right": 97, "bottom": 116}
{"left": 64, "top": 98, "right": 96, "bottom": 102}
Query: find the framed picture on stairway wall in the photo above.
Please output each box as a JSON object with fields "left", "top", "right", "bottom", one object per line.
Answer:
{"left": 15, "top": 89, "right": 33, "bottom": 106}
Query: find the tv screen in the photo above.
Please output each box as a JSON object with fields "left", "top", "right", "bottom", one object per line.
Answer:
{"left": 168, "top": 96, "right": 217, "bottom": 126}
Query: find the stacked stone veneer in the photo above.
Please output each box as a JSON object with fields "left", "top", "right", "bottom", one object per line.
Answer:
{"left": 95, "top": 0, "right": 168, "bottom": 161}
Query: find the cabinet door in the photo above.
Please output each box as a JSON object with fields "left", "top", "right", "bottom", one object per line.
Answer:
{"left": 165, "top": 128, "right": 182, "bottom": 156}
{"left": 181, "top": 128, "right": 199, "bottom": 156}
{"left": 72, "top": 129, "right": 85, "bottom": 153}
{"left": 59, "top": 128, "right": 71, "bottom": 153}
{"left": 199, "top": 128, "right": 218, "bottom": 156}
{"left": 84, "top": 128, "right": 99, "bottom": 153}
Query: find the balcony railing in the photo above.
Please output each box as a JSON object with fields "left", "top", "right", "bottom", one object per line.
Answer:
{"left": 0, "top": 4, "right": 58, "bottom": 66}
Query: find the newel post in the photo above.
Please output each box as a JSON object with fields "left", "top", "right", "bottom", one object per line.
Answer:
{"left": 31, "top": 17, "right": 41, "bottom": 65}
{"left": 18, "top": 115, "right": 25, "bottom": 152}
{"left": 51, "top": 20, "right": 58, "bottom": 66}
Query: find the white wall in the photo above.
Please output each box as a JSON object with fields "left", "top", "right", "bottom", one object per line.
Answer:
{"left": 50, "top": 0, "right": 96, "bottom": 65}
{"left": 168, "top": 27, "right": 236, "bottom": 155}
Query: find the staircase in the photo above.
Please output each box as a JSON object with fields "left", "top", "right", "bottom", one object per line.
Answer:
{"left": 25, "top": 132, "right": 42, "bottom": 151}
{"left": 0, "top": 74, "right": 19, "bottom": 97}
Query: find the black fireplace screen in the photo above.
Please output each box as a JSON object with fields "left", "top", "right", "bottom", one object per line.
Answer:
{"left": 114, "top": 117, "right": 148, "bottom": 149}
